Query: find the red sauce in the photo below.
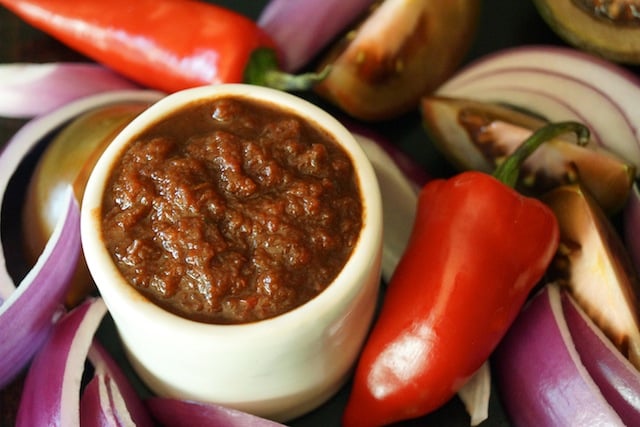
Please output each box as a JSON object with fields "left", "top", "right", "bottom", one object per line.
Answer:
{"left": 101, "top": 96, "right": 363, "bottom": 324}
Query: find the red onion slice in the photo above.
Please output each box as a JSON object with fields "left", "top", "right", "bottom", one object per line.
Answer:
{"left": 493, "top": 284, "right": 625, "bottom": 426}
{"left": 0, "top": 89, "right": 162, "bottom": 301}
{"left": 81, "top": 371, "right": 142, "bottom": 427}
{"left": 345, "top": 124, "right": 429, "bottom": 280}
{"left": 0, "top": 91, "right": 162, "bottom": 388}
{"left": 441, "top": 45, "right": 640, "bottom": 98}
{"left": 87, "top": 341, "right": 154, "bottom": 427}
{"left": 436, "top": 45, "right": 640, "bottom": 171}
{"left": 0, "top": 189, "right": 79, "bottom": 388}
{"left": 0, "top": 63, "right": 139, "bottom": 118}
{"left": 81, "top": 374, "right": 125, "bottom": 427}
{"left": 562, "top": 291, "right": 640, "bottom": 425}
{"left": 258, "top": 0, "right": 375, "bottom": 72}
{"left": 352, "top": 132, "right": 420, "bottom": 282}
{"left": 457, "top": 362, "right": 490, "bottom": 426}
{"left": 16, "top": 298, "right": 108, "bottom": 427}
{"left": 81, "top": 374, "right": 121, "bottom": 427}
{"left": 146, "top": 397, "right": 286, "bottom": 427}
{"left": 347, "top": 123, "right": 431, "bottom": 189}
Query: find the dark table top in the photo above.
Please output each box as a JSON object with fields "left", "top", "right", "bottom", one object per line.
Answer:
{"left": 1, "top": 1, "right": 631, "bottom": 426}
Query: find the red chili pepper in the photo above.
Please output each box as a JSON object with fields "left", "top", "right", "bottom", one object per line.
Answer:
{"left": 0, "top": 0, "right": 324, "bottom": 93}
{"left": 342, "top": 122, "right": 590, "bottom": 427}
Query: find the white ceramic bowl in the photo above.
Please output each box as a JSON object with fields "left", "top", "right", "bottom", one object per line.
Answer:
{"left": 81, "top": 84, "right": 383, "bottom": 422}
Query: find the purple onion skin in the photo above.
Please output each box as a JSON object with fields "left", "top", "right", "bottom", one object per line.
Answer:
{"left": 443, "top": 45, "right": 640, "bottom": 92}
{"left": 436, "top": 45, "right": 640, "bottom": 171}
{"left": 88, "top": 341, "right": 155, "bottom": 427}
{"left": 562, "top": 292, "right": 640, "bottom": 426}
{"left": 492, "top": 285, "right": 624, "bottom": 426}
{"left": 258, "top": 0, "right": 375, "bottom": 72}
{"left": 16, "top": 298, "right": 107, "bottom": 427}
{"left": 146, "top": 398, "right": 286, "bottom": 427}
{"left": 0, "top": 63, "right": 139, "bottom": 119}
{"left": 80, "top": 376, "right": 116, "bottom": 427}
{"left": 0, "top": 193, "right": 80, "bottom": 388}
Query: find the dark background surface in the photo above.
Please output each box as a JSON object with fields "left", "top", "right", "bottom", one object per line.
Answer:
{"left": 0, "top": 1, "right": 622, "bottom": 426}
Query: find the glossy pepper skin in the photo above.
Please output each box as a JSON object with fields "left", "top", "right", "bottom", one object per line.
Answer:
{"left": 342, "top": 124, "right": 589, "bottom": 427}
{"left": 0, "top": 0, "right": 280, "bottom": 93}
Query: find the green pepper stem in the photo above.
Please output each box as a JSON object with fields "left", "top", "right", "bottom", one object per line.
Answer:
{"left": 492, "top": 121, "right": 590, "bottom": 188}
{"left": 244, "top": 48, "right": 330, "bottom": 91}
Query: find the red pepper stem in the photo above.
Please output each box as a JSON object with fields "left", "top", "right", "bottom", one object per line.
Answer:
{"left": 492, "top": 121, "right": 590, "bottom": 188}
{"left": 244, "top": 48, "right": 330, "bottom": 91}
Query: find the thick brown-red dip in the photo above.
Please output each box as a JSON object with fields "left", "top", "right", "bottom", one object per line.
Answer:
{"left": 101, "top": 96, "right": 363, "bottom": 324}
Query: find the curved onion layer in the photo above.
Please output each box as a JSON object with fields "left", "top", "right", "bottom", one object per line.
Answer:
{"left": 493, "top": 284, "right": 625, "bottom": 426}
{"left": 562, "top": 291, "right": 640, "bottom": 425}
{"left": 0, "top": 90, "right": 162, "bottom": 301}
{"left": 81, "top": 374, "right": 125, "bottom": 427}
{"left": 85, "top": 342, "right": 154, "bottom": 427}
{"left": 0, "top": 190, "right": 79, "bottom": 388}
{"left": 0, "top": 90, "right": 161, "bottom": 389}
{"left": 146, "top": 398, "right": 286, "bottom": 427}
{"left": 347, "top": 123, "right": 431, "bottom": 190}
{"left": 436, "top": 45, "right": 640, "bottom": 171}
{"left": 0, "top": 63, "right": 139, "bottom": 118}
{"left": 258, "top": 0, "right": 375, "bottom": 72}
{"left": 16, "top": 298, "right": 108, "bottom": 427}
{"left": 81, "top": 370, "right": 150, "bottom": 427}
{"left": 349, "top": 129, "right": 426, "bottom": 282}
{"left": 456, "top": 362, "right": 491, "bottom": 426}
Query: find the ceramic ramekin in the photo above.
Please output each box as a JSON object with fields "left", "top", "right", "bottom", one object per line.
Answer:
{"left": 80, "top": 84, "right": 383, "bottom": 422}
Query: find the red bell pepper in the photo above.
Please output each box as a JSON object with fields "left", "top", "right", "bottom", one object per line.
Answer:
{"left": 0, "top": 0, "right": 323, "bottom": 93}
{"left": 342, "top": 122, "right": 590, "bottom": 426}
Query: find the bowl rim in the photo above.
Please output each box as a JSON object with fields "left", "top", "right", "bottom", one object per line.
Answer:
{"left": 80, "top": 83, "right": 383, "bottom": 335}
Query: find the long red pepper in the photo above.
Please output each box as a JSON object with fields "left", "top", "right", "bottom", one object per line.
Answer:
{"left": 342, "top": 122, "right": 590, "bottom": 426}
{"left": 0, "top": 0, "right": 323, "bottom": 93}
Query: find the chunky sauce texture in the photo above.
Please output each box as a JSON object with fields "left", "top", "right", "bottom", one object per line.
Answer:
{"left": 101, "top": 97, "right": 363, "bottom": 324}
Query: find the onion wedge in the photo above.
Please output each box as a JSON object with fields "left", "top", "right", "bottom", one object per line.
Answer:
{"left": 0, "top": 90, "right": 162, "bottom": 300}
{"left": 563, "top": 291, "right": 640, "bottom": 425}
{"left": 0, "top": 90, "right": 161, "bottom": 389}
{"left": 81, "top": 374, "right": 125, "bottom": 427}
{"left": 350, "top": 130, "right": 424, "bottom": 282}
{"left": 0, "top": 189, "right": 79, "bottom": 388}
{"left": 258, "top": 0, "right": 375, "bottom": 72}
{"left": 0, "top": 63, "right": 139, "bottom": 118}
{"left": 493, "top": 284, "right": 625, "bottom": 426}
{"left": 456, "top": 362, "right": 490, "bottom": 426}
{"left": 84, "top": 342, "right": 154, "bottom": 427}
{"left": 15, "top": 298, "right": 108, "bottom": 427}
{"left": 146, "top": 397, "right": 287, "bottom": 427}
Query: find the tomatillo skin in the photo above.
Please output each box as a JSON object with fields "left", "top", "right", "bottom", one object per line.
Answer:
{"left": 342, "top": 123, "right": 588, "bottom": 426}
